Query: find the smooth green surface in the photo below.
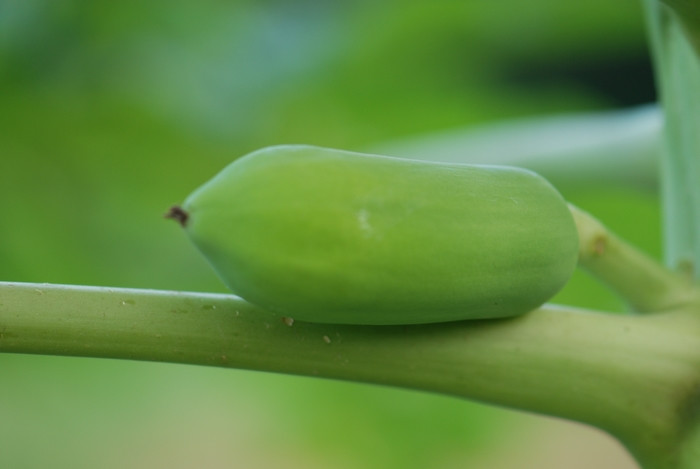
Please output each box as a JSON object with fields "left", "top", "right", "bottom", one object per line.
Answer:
{"left": 181, "top": 145, "right": 579, "bottom": 324}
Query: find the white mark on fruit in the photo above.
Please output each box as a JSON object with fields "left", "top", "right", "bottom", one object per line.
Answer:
{"left": 323, "top": 335, "right": 332, "bottom": 344}
{"left": 357, "top": 209, "right": 373, "bottom": 238}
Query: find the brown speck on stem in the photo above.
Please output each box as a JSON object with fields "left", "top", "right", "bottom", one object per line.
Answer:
{"left": 165, "top": 206, "right": 189, "bottom": 227}
{"left": 592, "top": 235, "right": 607, "bottom": 256}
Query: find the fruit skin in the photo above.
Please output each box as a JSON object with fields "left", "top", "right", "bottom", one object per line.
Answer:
{"left": 175, "top": 145, "right": 579, "bottom": 325}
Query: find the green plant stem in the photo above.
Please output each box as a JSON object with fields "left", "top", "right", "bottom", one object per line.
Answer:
{"left": 660, "top": 0, "right": 700, "bottom": 54}
{"left": 644, "top": 0, "right": 700, "bottom": 276}
{"left": 570, "top": 204, "right": 698, "bottom": 312}
{"left": 1, "top": 281, "right": 699, "bottom": 468}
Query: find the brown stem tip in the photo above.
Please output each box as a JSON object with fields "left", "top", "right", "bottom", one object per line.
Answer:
{"left": 165, "top": 206, "right": 189, "bottom": 227}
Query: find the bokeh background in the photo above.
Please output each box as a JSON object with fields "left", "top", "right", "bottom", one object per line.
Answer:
{"left": 0, "top": 1, "right": 661, "bottom": 467}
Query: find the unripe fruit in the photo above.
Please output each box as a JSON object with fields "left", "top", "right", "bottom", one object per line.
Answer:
{"left": 168, "top": 145, "right": 578, "bottom": 325}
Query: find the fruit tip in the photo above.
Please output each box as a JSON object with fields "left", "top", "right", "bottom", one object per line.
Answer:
{"left": 165, "top": 205, "right": 189, "bottom": 227}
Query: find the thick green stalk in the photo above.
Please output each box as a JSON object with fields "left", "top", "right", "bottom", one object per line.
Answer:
{"left": 1, "top": 281, "right": 699, "bottom": 468}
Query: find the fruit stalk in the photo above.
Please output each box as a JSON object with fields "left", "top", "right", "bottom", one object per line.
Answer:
{"left": 570, "top": 205, "right": 698, "bottom": 312}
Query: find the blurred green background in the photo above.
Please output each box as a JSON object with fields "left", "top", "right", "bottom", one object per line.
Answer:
{"left": 0, "top": 1, "right": 660, "bottom": 467}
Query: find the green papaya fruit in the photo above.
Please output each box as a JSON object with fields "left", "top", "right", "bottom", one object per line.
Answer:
{"left": 168, "top": 145, "right": 578, "bottom": 325}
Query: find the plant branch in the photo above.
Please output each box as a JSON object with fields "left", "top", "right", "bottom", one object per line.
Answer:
{"left": 570, "top": 204, "right": 698, "bottom": 312}
{"left": 1, "top": 281, "right": 699, "bottom": 467}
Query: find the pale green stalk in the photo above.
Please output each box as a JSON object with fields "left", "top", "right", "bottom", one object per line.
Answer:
{"left": 1, "top": 281, "right": 699, "bottom": 468}
{"left": 625, "top": 2, "right": 700, "bottom": 465}
{"left": 643, "top": 0, "right": 700, "bottom": 275}
{"left": 659, "top": 0, "right": 700, "bottom": 53}
{"left": 372, "top": 105, "right": 661, "bottom": 192}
